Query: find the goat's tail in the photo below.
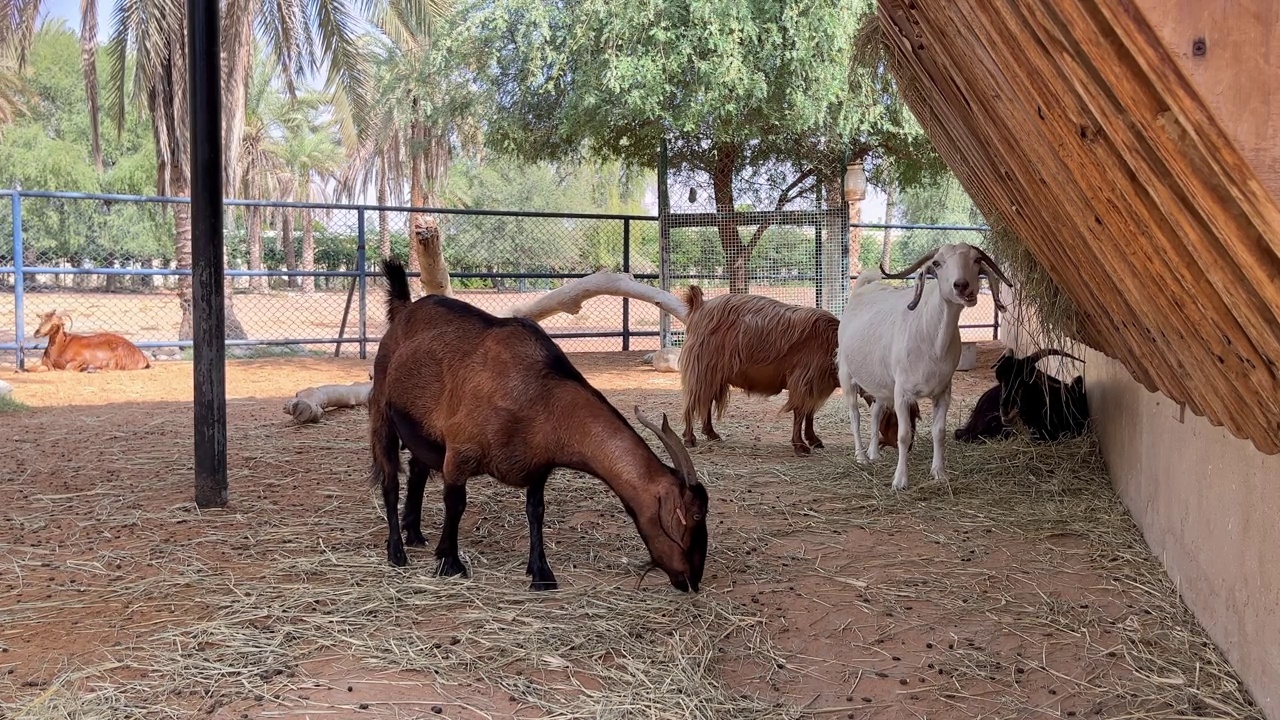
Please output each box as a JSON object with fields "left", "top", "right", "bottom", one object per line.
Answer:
{"left": 684, "top": 285, "right": 705, "bottom": 319}
{"left": 383, "top": 258, "right": 412, "bottom": 324}
{"left": 853, "top": 270, "right": 883, "bottom": 291}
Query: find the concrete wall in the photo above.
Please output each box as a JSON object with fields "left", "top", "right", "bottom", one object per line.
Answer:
{"left": 1085, "top": 349, "right": 1280, "bottom": 716}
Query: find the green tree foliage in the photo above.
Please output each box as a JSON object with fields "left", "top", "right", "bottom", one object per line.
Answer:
{"left": 469, "top": 0, "right": 948, "bottom": 290}
{"left": 0, "top": 22, "right": 167, "bottom": 266}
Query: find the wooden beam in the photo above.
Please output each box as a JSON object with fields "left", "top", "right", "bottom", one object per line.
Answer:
{"left": 877, "top": 0, "right": 1280, "bottom": 452}
{"left": 188, "top": 0, "right": 228, "bottom": 507}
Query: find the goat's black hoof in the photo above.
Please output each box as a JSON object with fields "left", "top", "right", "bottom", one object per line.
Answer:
{"left": 683, "top": 437, "right": 696, "bottom": 448}
{"left": 808, "top": 438, "right": 825, "bottom": 450}
{"left": 387, "top": 540, "right": 409, "bottom": 567}
{"left": 403, "top": 528, "right": 427, "bottom": 547}
{"left": 436, "top": 555, "right": 469, "bottom": 578}
{"left": 792, "top": 443, "right": 811, "bottom": 456}
{"left": 529, "top": 577, "right": 558, "bottom": 592}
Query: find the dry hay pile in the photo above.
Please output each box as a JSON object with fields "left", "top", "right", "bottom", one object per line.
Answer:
{"left": 0, "top": 391, "right": 1264, "bottom": 719}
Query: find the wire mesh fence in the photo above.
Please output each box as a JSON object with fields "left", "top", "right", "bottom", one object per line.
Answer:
{"left": 0, "top": 188, "right": 998, "bottom": 368}
{"left": 655, "top": 141, "right": 1000, "bottom": 348}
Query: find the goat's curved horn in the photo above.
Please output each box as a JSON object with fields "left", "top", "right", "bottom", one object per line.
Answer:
{"left": 1025, "top": 348, "right": 1085, "bottom": 365}
{"left": 634, "top": 406, "right": 700, "bottom": 486}
{"left": 906, "top": 269, "right": 927, "bottom": 311}
{"left": 881, "top": 247, "right": 938, "bottom": 280}
{"left": 973, "top": 246, "right": 1013, "bottom": 287}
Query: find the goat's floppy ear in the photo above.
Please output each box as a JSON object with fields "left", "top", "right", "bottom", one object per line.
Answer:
{"left": 656, "top": 485, "right": 690, "bottom": 551}
{"left": 907, "top": 269, "right": 927, "bottom": 311}
{"left": 634, "top": 406, "right": 700, "bottom": 486}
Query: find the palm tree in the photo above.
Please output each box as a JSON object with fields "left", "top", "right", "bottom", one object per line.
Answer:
{"left": 337, "top": 11, "right": 484, "bottom": 286}
{"left": 4, "top": 0, "right": 441, "bottom": 338}
{"left": 279, "top": 95, "right": 342, "bottom": 293}
{"left": 237, "top": 50, "right": 297, "bottom": 291}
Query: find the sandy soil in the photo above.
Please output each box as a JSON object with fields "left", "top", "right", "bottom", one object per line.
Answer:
{"left": 0, "top": 345, "right": 1258, "bottom": 719}
{"left": 0, "top": 285, "right": 1003, "bottom": 359}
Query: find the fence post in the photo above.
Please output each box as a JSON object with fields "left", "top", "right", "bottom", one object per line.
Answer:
{"left": 813, "top": 222, "right": 823, "bottom": 310}
{"left": 622, "top": 218, "right": 631, "bottom": 351}
{"left": 11, "top": 190, "right": 25, "bottom": 370}
{"left": 993, "top": 299, "right": 1001, "bottom": 341}
{"left": 357, "top": 208, "right": 368, "bottom": 360}
{"left": 657, "top": 139, "right": 672, "bottom": 348}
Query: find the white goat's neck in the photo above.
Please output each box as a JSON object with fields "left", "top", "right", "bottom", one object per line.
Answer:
{"left": 915, "top": 286, "right": 964, "bottom": 361}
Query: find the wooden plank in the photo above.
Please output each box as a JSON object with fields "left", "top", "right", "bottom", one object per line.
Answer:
{"left": 1029, "top": 0, "right": 1280, "bottom": 438}
{"left": 876, "top": 0, "right": 1280, "bottom": 452}
{"left": 1005, "top": 1, "right": 1277, "bottom": 438}
{"left": 189, "top": 0, "right": 229, "bottom": 507}
{"left": 880, "top": 0, "right": 1198, "bottom": 408}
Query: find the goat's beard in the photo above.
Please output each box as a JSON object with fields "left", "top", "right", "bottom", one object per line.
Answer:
{"left": 634, "top": 561, "right": 660, "bottom": 591}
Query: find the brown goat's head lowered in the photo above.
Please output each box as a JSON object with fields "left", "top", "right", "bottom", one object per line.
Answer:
{"left": 633, "top": 406, "right": 709, "bottom": 593}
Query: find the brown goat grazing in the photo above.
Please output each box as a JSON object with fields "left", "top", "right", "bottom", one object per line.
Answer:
{"left": 369, "top": 259, "right": 709, "bottom": 593}
{"left": 679, "top": 286, "right": 919, "bottom": 456}
{"left": 31, "top": 310, "right": 150, "bottom": 372}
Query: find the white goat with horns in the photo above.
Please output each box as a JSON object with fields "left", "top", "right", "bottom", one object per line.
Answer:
{"left": 837, "top": 243, "right": 1012, "bottom": 491}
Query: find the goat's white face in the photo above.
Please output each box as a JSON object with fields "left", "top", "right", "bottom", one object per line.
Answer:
{"left": 930, "top": 243, "right": 986, "bottom": 308}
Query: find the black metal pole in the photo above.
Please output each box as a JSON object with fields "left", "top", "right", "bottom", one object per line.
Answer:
{"left": 188, "top": 0, "right": 227, "bottom": 508}
{"left": 621, "top": 218, "right": 631, "bottom": 351}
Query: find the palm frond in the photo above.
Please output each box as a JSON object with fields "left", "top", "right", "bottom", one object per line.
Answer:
{"left": 80, "top": 0, "right": 103, "bottom": 170}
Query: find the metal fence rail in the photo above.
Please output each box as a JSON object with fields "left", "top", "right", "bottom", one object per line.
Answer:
{"left": 1, "top": 188, "right": 998, "bottom": 368}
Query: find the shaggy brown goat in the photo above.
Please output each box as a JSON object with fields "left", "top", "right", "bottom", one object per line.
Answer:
{"left": 679, "top": 286, "right": 918, "bottom": 456}
{"left": 31, "top": 310, "right": 150, "bottom": 372}
{"left": 369, "top": 259, "right": 708, "bottom": 592}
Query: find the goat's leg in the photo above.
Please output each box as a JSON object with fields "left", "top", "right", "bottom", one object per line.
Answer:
{"left": 402, "top": 457, "right": 431, "bottom": 547}
{"left": 682, "top": 403, "right": 698, "bottom": 448}
{"left": 891, "top": 387, "right": 914, "bottom": 491}
{"left": 930, "top": 385, "right": 952, "bottom": 482}
{"left": 803, "top": 411, "right": 823, "bottom": 449}
{"left": 867, "top": 400, "right": 886, "bottom": 462}
{"left": 434, "top": 455, "right": 470, "bottom": 578}
{"left": 524, "top": 474, "right": 557, "bottom": 591}
{"left": 701, "top": 405, "right": 721, "bottom": 442}
{"left": 839, "top": 365, "right": 868, "bottom": 463}
{"left": 790, "top": 409, "right": 810, "bottom": 456}
{"left": 371, "top": 412, "right": 407, "bottom": 567}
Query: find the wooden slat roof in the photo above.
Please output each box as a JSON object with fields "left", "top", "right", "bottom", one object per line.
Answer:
{"left": 877, "top": 0, "right": 1280, "bottom": 454}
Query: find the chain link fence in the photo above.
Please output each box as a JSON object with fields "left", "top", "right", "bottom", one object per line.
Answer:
{"left": 655, "top": 141, "right": 1000, "bottom": 348}
{"left": 0, "top": 188, "right": 997, "bottom": 367}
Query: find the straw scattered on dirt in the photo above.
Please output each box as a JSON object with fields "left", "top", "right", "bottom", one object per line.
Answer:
{"left": 0, "top": 351, "right": 1263, "bottom": 719}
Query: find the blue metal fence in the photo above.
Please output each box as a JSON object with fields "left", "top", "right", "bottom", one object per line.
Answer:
{"left": 0, "top": 188, "right": 998, "bottom": 368}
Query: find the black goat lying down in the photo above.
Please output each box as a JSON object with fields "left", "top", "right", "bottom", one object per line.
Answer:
{"left": 954, "top": 384, "right": 1014, "bottom": 442}
{"left": 956, "top": 348, "right": 1090, "bottom": 443}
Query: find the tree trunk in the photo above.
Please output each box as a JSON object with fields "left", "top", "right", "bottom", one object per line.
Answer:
{"left": 880, "top": 185, "right": 896, "bottom": 268}
{"left": 220, "top": 0, "right": 253, "bottom": 192}
{"left": 175, "top": 171, "right": 195, "bottom": 341}
{"left": 412, "top": 124, "right": 452, "bottom": 295}
{"left": 282, "top": 210, "right": 297, "bottom": 288}
{"left": 848, "top": 186, "right": 865, "bottom": 275}
{"left": 820, "top": 176, "right": 846, "bottom": 313}
{"left": 378, "top": 152, "right": 391, "bottom": 260}
{"left": 247, "top": 204, "right": 265, "bottom": 292}
{"left": 300, "top": 207, "right": 316, "bottom": 293}
{"left": 710, "top": 143, "right": 748, "bottom": 294}
{"left": 407, "top": 114, "right": 424, "bottom": 275}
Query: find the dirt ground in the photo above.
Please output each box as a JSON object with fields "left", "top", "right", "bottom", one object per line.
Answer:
{"left": 0, "top": 285, "right": 1003, "bottom": 358}
{"left": 0, "top": 346, "right": 1260, "bottom": 719}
